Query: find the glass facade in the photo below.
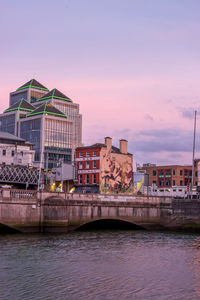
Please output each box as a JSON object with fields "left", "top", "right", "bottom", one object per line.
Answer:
{"left": 20, "top": 118, "right": 41, "bottom": 161}
{"left": 54, "top": 101, "right": 81, "bottom": 147}
{"left": 0, "top": 114, "right": 15, "bottom": 135}
{"left": 31, "top": 91, "right": 46, "bottom": 103}
{"left": 44, "top": 118, "right": 73, "bottom": 169}
{"left": 54, "top": 102, "right": 78, "bottom": 120}
{"left": 10, "top": 91, "right": 28, "bottom": 106}
{"left": 44, "top": 119, "right": 72, "bottom": 149}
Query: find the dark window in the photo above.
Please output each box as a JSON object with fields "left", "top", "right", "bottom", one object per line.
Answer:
{"left": 21, "top": 151, "right": 23, "bottom": 156}
{"left": 173, "top": 180, "right": 175, "bottom": 186}
{"left": 93, "top": 160, "right": 97, "bottom": 168}
{"left": 93, "top": 174, "right": 96, "bottom": 184}
{"left": 3, "top": 150, "right": 6, "bottom": 156}
{"left": 158, "top": 170, "right": 164, "bottom": 177}
{"left": 79, "top": 152, "right": 83, "bottom": 158}
{"left": 79, "top": 175, "right": 82, "bottom": 184}
{"left": 180, "top": 180, "right": 183, "bottom": 186}
{"left": 173, "top": 169, "right": 175, "bottom": 175}
{"left": 86, "top": 151, "right": 90, "bottom": 157}
{"left": 86, "top": 174, "right": 89, "bottom": 184}
{"left": 11, "top": 150, "right": 15, "bottom": 157}
{"left": 195, "top": 171, "right": 198, "bottom": 177}
{"left": 180, "top": 170, "right": 183, "bottom": 176}
{"left": 86, "top": 161, "right": 90, "bottom": 169}
{"left": 93, "top": 151, "right": 96, "bottom": 157}
{"left": 153, "top": 170, "right": 156, "bottom": 176}
{"left": 159, "top": 179, "right": 164, "bottom": 186}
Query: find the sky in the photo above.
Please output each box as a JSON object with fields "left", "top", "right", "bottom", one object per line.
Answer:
{"left": 1, "top": 0, "right": 200, "bottom": 166}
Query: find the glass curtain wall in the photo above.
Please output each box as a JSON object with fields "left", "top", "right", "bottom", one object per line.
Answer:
{"left": 44, "top": 118, "right": 73, "bottom": 169}
{"left": 20, "top": 119, "right": 41, "bottom": 161}
{"left": 0, "top": 114, "right": 16, "bottom": 135}
{"left": 10, "top": 91, "right": 28, "bottom": 106}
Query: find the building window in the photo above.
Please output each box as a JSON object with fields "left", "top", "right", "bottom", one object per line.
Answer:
{"left": 180, "top": 170, "right": 183, "bottom": 176}
{"left": 11, "top": 150, "right": 15, "bottom": 157}
{"left": 79, "top": 162, "right": 83, "bottom": 169}
{"left": 86, "top": 161, "right": 90, "bottom": 169}
{"left": 173, "top": 169, "right": 175, "bottom": 175}
{"left": 153, "top": 170, "right": 156, "bottom": 176}
{"left": 173, "top": 180, "right": 176, "bottom": 186}
{"left": 93, "top": 174, "right": 96, "bottom": 184}
{"left": 93, "top": 160, "right": 96, "bottom": 168}
{"left": 21, "top": 151, "right": 23, "bottom": 156}
{"left": 195, "top": 171, "right": 198, "bottom": 177}
{"left": 93, "top": 151, "right": 96, "bottom": 157}
{"left": 180, "top": 180, "right": 183, "bottom": 186}
{"left": 79, "top": 175, "right": 82, "bottom": 184}
{"left": 3, "top": 150, "right": 6, "bottom": 156}
{"left": 86, "top": 174, "right": 89, "bottom": 184}
{"left": 86, "top": 151, "right": 90, "bottom": 157}
{"left": 79, "top": 152, "right": 83, "bottom": 158}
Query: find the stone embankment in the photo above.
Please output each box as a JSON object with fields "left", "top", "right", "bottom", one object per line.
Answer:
{"left": 0, "top": 189, "right": 200, "bottom": 233}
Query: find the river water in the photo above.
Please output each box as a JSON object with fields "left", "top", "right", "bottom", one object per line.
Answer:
{"left": 1, "top": 231, "right": 200, "bottom": 300}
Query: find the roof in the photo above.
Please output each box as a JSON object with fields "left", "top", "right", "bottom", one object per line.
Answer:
{"left": 76, "top": 143, "right": 106, "bottom": 150}
{"left": 0, "top": 131, "right": 25, "bottom": 142}
{"left": 16, "top": 79, "right": 49, "bottom": 92}
{"left": 4, "top": 98, "right": 35, "bottom": 113}
{"left": 36, "top": 88, "right": 72, "bottom": 102}
{"left": 139, "top": 165, "right": 192, "bottom": 169}
{"left": 26, "top": 102, "right": 68, "bottom": 118}
{"left": 76, "top": 143, "right": 132, "bottom": 155}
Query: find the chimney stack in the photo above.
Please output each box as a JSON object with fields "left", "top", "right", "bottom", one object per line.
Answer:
{"left": 105, "top": 137, "right": 112, "bottom": 151}
{"left": 120, "top": 139, "right": 128, "bottom": 154}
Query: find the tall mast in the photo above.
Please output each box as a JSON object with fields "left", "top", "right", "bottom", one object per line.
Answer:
{"left": 191, "top": 110, "right": 197, "bottom": 189}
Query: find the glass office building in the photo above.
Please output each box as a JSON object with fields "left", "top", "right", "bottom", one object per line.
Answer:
{"left": 10, "top": 79, "right": 49, "bottom": 106}
{"left": 1, "top": 79, "right": 82, "bottom": 171}
{"left": 19, "top": 102, "right": 74, "bottom": 169}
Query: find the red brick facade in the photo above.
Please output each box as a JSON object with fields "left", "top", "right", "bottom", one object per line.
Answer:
{"left": 75, "top": 147, "right": 101, "bottom": 189}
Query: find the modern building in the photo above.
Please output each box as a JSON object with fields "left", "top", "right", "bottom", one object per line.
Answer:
{"left": 0, "top": 79, "right": 82, "bottom": 173}
{"left": 19, "top": 102, "right": 73, "bottom": 169}
{"left": 75, "top": 137, "right": 133, "bottom": 194}
{"left": 0, "top": 98, "right": 35, "bottom": 135}
{"left": 9, "top": 79, "right": 49, "bottom": 106}
{"left": 0, "top": 131, "right": 38, "bottom": 188}
{"left": 137, "top": 163, "right": 199, "bottom": 187}
{"left": 34, "top": 88, "right": 82, "bottom": 149}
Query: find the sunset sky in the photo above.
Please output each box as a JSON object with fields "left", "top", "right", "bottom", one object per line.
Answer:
{"left": 1, "top": 0, "right": 200, "bottom": 166}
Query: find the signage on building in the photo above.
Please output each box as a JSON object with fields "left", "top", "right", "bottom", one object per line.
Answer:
{"left": 78, "top": 169, "right": 100, "bottom": 174}
{"left": 76, "top": 156, "right": 100, "bottom": 162}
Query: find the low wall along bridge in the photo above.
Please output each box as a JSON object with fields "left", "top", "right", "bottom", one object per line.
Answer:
{"left": 0, "top": 189, "right": 200, "bottom": 233}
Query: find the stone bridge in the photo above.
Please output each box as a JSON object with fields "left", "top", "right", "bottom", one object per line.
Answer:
{"left": 0, "top": 189, "right": 200, "bottom": 233}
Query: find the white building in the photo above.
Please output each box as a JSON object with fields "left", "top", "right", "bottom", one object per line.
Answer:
{"left": 0, "top": 131, "right": 35, "bottom": 166}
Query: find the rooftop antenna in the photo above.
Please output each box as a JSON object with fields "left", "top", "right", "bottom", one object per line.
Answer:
{"left": 191, "top": 110, "right": 197, "bottom": 191}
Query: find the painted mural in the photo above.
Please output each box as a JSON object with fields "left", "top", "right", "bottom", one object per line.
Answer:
{"left": 100, "top": 148, "right": 133, "bottom": 194}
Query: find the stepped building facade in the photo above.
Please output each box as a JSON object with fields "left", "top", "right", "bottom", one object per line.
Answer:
{"left": 0, "top": 79, "right": 82, "bottom": 170}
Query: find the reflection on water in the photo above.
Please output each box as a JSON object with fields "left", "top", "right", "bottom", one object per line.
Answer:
{"left": 0, "top": 231, "right": 200, "bottom": 300}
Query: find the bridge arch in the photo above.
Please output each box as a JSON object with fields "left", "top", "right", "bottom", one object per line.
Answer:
{"left": 75, "top": 218, "right": 146, "bottom": 231}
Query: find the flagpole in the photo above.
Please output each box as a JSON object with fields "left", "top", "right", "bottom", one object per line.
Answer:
{"left": 191, "top": 110, "right": 197, "bottom": 191}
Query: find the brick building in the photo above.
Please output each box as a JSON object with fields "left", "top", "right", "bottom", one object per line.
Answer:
{"left": 138, "top": 163, "right": 200, "bottom": 188}
{"left": 75, "top": 137, "right": 133, "bottom": 194}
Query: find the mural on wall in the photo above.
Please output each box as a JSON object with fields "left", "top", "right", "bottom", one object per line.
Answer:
{"left": 100, "top": 148, "right": 133, "bottom": 194}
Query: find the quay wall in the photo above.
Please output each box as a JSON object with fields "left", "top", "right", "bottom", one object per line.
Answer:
{"left": 0, "top": 189, "right": 200, "bottom": 233}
